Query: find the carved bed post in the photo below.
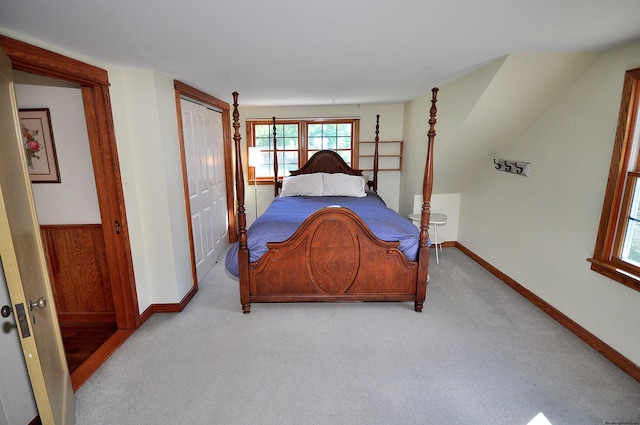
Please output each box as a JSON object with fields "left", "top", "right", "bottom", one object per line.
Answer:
{"left": 232, "top": 92, "right": 251, "bottom": 313}
{"left": 416, "top": 87, "right": 438, "bottom": 312}
{"left": 373, "top": 115, "right": 379, "bottom": 193}
{"left": 272, "top": 117, "right": 279, "bottom": 197}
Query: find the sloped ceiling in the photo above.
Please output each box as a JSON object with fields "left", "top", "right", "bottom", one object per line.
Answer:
{"left": 433, "top": 51, "right": 596, "bottom": 194}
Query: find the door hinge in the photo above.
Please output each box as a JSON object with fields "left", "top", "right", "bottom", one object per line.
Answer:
{"left": 115, "top": 220, "right": 121, "bottom": 234}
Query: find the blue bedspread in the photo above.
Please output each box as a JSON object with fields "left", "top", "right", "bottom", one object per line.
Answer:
{"left": 225, "top": 192, "right": 423, "bottom": 277}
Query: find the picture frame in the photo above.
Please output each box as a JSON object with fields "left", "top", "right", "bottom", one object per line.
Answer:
{"left": 18, "top": 108, "right": 61, "bottom": 183}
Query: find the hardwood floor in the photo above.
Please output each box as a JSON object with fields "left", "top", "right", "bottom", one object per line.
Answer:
{"left": 60, "top": 324, "right": 117, "bottom": 374}
{"left": 27, "top": 324, "right": 122, "bottom": 424}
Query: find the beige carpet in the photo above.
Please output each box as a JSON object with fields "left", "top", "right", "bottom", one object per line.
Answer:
{"left": 75, "top": 248, "right": 640, "bottom": 424}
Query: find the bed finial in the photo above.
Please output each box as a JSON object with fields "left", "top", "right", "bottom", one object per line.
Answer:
{"left": 428, "top": 88, "right": 438, "bottom": 139}
{"left": 272, "top": 117, "right": 279, "bottom": 197}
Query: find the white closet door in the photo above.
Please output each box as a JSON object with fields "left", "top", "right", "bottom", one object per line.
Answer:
{"left": 181, "top": 99, "right": 228, "bottom": 281}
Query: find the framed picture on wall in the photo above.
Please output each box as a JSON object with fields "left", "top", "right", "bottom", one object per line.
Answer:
{"left": 18, "top": 108, "right": 61, "bottom": 183}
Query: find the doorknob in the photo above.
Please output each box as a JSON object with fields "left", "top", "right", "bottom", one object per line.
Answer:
{"left": 29, "top": 297, "right": 46, "bottom": 311}
{"left": 1, "top": 305, "right": 12, "bottom": 318}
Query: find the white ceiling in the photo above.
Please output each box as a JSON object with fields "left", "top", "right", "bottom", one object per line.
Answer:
{"left": 2, "top": 0, "right": 640, "bottom": 106}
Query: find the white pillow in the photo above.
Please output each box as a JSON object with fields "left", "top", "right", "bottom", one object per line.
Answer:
{"left": 280, "top": 173, "right": 323, "bottom": 197}
{"left": 322, "top": 173, "right": 366, "bottom": 197}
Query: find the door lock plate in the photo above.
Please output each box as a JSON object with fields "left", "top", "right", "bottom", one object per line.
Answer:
{"left": 14, "top": 303, "right": 31, "bottom": 339}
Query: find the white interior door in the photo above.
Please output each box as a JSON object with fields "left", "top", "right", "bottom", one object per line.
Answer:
{"left": 0, "top": 48, "right": 74, "bottom": 424}
{"left": 0, "top": 266, "right": 37, "bottom": 425}
{"left": 181, "top": 99, "right": 228, "bottom": 281}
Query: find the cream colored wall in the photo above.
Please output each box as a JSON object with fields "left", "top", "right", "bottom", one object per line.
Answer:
{"left": 455, "top": 39, "right": 640, "bottom": 366}
{"left": 107, "top": 68, "right": 193, "bottom": 311}
{"left": 15, "top": 84, "right": 101, "bottom": 224}
{"left": 400, "top": 59, "right": 505, "bottom": 218}
{"left": 239, "top": 103, "right": 404, "bottom": 224}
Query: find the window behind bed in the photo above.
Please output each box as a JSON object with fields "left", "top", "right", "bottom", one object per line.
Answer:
{"left": 247, "top": 118, "right": 359, "bottom": 182}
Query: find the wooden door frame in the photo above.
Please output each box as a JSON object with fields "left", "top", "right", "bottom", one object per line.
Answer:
{"left": 0, "top": 35, "right": 140, "bottom": 387}
{"left": 174, "top": 80, "right": 237, "bottom": 286}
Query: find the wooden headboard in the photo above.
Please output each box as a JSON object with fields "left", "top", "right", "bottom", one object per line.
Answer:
{"left": 290, "top": 150, "right": 363, "bottom": 176}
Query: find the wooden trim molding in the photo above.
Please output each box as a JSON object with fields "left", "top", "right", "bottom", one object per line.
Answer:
{"left": 456, "top": 242, "right": 640, "bottom": 383}
{"left": 138, "top": 284, "right": 199, "bottom": 325}
{"left": 1, "top": 35, "right": 142, "bottom": 389}
{"left": 57, "top": 313, "right": 116, "bottom": 326}
{"left": 589, "top": 67, "right": 640, "bottom": 293}
{"left": 174, "top": 80, "right": 230, "bottom": 111}
{"left": 587, "top": 257, "right": 640, "bottom": 292}
{"left": 0, "top": 34, "right": 108, "bottom": 86}
{"left": 0, "top": 35, "right": 140, "bottom": 331}
{"left": 70, "top": 330, "right": 133, "bottom": 391}
{"left": 173, "top": 87, "right": 198, "bottom": 285}
{"left": 173, "top": 80, "right": 237, "bottom": 291}
{"left": 85, "top": 84, "right": 141, "bottom": 330}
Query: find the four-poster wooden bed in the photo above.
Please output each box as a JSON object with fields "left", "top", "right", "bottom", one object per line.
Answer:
{"left": 227, "top": 88, "right": 439, "bottom": 313}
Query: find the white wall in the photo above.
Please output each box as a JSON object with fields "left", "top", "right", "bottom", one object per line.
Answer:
{"left": 453, "top": 39, "right": 640, "bottom": 366}
{"left": 239, "top": 103, "right": 404, "bottom": 224}
{"left": 107, "top": 68, "right": 193, "bottom": 310}
{"left": 14, "top": 84, "right": 100, "bottom": 224}
{"left": 400, "top": 83, "right": 465, "bottom": 218}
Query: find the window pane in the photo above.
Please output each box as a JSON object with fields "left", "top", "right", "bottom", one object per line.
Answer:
{"left": 270, "top": 124, "right": 298, "bottom": 150}
{"left": 337, "top": 123, "right": 350, "bottom": 136}
{"left": 255, "top": 125, "right": 270, "bottom": 138}
{"left": 282, "top": 151, "right": 299, "bottom": 176}
{"left": 255, "top": 125, "right": 271, "bottom": 149}
{"left": 252, "top": 123, "right": 301, "bottom": 179}
{"left": 324, "top": 124, "right": 337, "bottom": 137}
{"left": 325, "top": 137, "right": 336, "bottom": 150}
{"left": 337, "top": 136, "right": 351, "bottom": 149}
{"left": 285, "top": 137, "right": 298, "bottom": 149}
{"left": 309, "top": 137, "right": 323, "bottom": 150}
{"left": 278, "top": 151, "right": 298, "bottom": 176}
{"left": 621, "top": 176, "right": 640, "bottom": 265}
{"left": 283, "top": 124, "right": 298, "bottom": 138}
{"left": 275, "top": 125, "right": 284, "bottom": 150}
{"left": 338, "top": 151, "right": 351, "bottom": 165}
{"left": 308, "top": 124, "right": 322, "bottom": 137}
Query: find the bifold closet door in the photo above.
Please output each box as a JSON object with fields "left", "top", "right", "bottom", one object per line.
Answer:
{"left": 180, "top": 99, "right": 228, "bottom": 281}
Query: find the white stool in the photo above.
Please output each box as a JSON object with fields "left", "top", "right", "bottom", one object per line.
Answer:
{"left": 409, "top": 212, "right": 448, "bottom": 264}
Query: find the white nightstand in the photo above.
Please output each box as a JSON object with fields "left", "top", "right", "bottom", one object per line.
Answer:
{"left": 409, "top": 212, "right": 448, "bottom": 264}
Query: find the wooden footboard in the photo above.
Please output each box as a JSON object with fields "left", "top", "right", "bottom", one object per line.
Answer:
{"left": 241, "top": 207, "right": 424, "bottom": 313}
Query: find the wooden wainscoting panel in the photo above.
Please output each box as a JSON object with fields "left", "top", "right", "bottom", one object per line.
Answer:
{"left": 41, "top": 224, "right": 116, "bottom": 326}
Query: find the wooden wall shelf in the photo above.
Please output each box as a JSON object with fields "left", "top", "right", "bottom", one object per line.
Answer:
{"left": 358, "top": 140, "right": 403, "bottom": 171}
